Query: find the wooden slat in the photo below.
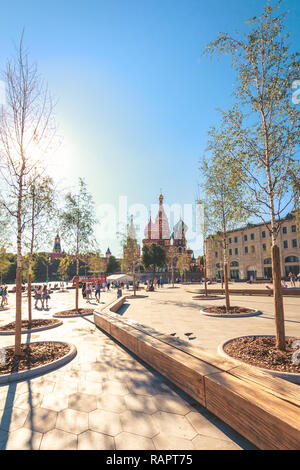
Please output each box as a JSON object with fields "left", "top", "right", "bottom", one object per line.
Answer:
{"left": 228, "top": 365, "right": 300, "bottom": 408}
{"left": 205, "top": 372, "right": 300, "bottom": 450}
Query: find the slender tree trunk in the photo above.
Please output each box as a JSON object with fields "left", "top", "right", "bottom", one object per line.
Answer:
{"left": 223, "top": 234, "right": 230, "bottom": 312}
{"left": 172, "top": 267, "right": 174, "bottom": 288}
{"left": 75, "top": 257, "right": 79, "bottom": 312}
{"left": 204, "top": 256, "right": 208, "bottom": 296}
{"left": 133, "top": 266, "right": 136, "bottom": 297}
{"left": 27, "top": 259, "right": 32, "bottom": 324}
{"left": 272, "top": 245, "right": 285, "bottom": 350}
{"left": 15, "top": 171, "right": 25, "bottom": 356}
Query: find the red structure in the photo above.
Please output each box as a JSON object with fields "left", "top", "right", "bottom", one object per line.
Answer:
{"left": 50, "top": 234, "right": 66, "bottom": 262}
{"left": 142, "top": 194, "right": 194, "bottom": 268}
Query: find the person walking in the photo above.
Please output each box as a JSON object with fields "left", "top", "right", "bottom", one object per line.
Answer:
{"left": 42, "top": 284, "right": 51, "bottom": 309}
{"left": 85, "top": 283, "right": 91, "bottom": 303}
{"left": 95, "top": 282, "right": 101, "bottom": 303}
{"left": 34, "top": 285, "right": 43, "bottom": 309}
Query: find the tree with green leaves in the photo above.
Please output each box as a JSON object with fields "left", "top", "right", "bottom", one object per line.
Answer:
{"left": 142, "top": 244, "right": 166, "bottom": 277}
{"left": 105, "top": 255, "right": 121, "bottom": 275}
{"left": 166, "top": 245, "right": 178, "bottom": 287}
{"left": 200, "top": 125, "right": 247, "bottom": 312}
{"left": 202, "top": 1, "right": 300, "bottom": 349}
{"left": 0, "top": 34, "right": 56, "bottom": 355}
{"left": 176, "top": 253, "right": 190, "bottom": 283}
{"left": 23, "top": 174, "right": 56, "bottom": 321}
{"left": 0, "top": 247, "right": 11, "bottom": 285}
{"left": 121, "top": 216, "right": 141, "bottom": 296}
{"left": 60, "top": 178, "right": 97, "bottom": 312}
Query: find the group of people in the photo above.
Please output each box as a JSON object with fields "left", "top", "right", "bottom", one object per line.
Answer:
{"left": 288, "top": 272, "right": 300, "bottom": 287}
{"left": 0, "top": 285, "right": 8, "bottom": 308}
{"left": 33, "top": 284, "right": 51, "bottom": 309}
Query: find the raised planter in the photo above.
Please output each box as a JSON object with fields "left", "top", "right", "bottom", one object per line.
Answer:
{"left": 53, "top": 308, "right": 94, "bottom": 318}
{"left": 0, "top": 341, "right": 77, "bottom": 384}
{"left": 200, "top": 307, "right": 262, "bottom": 318}
{"left": 0, "top": 319, "right": 63, "bottom": 336}
{"left": 218, "top": 336, "right": 300, "bottom": 384}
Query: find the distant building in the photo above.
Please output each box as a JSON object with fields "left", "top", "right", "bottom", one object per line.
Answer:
{"left": 205, "top": 213, "right": 300, "bottom": 280}
{"left": 142, "top": 193, "right": 194, "bottom": 268}
{"left": 50, "top": 234, "right": 66, "bottom": 262}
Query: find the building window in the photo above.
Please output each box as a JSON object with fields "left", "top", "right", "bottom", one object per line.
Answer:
{"left": 229, "top": 249, "right": 232, "bottom": 256}
{"left": 244, "top": 235, "right": 248, "bottom": 242}
{"left": 235, "top": 248, "right": 238, "bottom": 255}
{"left": 234, "top": 236, "right": 238, "bottom": 243}
{"left": 245, "top": 246, "right": 248, "bottom": 254}
{"left": 264, "top": 258, "right": 272, "bottom": 264}
{"left": 292, "top": 239, "right": 298, "bottom": 248}
{"left": 262, "top": 231, "right": 266, "bottom": 238}
{"left": 215, "top": 252, "right": 218, "bottom": 258}
{"left": 262, "top": 243, "right": 266, "bottom": 251}
{"left": 283, "top": 227, "right": 287, "bottom": 234}
{"left": 251, "top": 233, "right": 254, "bottom": 240}
{"left": 230, "top": 261, "right": 239, "bottom": 267}
{"left": 292, "top": 225, "right": 296, "bottom": 233}
{"left": 229, "top": 237, "right": 232, "bottom": 244}
{"left": 285, "top": 256, "right": 299, "bottom": 263}
{"left": 251, "top": 245, "right": 255, "bottom": 253}
{"left": 283, "top": 240, "right": 288, "bottom": 249}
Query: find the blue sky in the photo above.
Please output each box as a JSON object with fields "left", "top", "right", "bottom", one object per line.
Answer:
{"left": 0, "top": 0, "right": 299, "bottom": 256}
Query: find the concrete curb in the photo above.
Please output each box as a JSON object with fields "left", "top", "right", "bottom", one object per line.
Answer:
{"left": 0, "top": 341, "right": 77, "bottom": 384}
{"left": 218, "top": 336, "right": 300, "bottom": 384}
{"left": 0, "top": 320, "right": 63, "bottom": 336}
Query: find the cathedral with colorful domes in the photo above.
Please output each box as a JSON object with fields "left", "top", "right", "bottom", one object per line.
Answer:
{"left": 142, "top": 194, "right": 194, "bottom": 268}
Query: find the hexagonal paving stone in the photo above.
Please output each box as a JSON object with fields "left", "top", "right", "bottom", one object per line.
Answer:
{"left": 115, "top": 432, "right": 155, "bottom": 450}
{"left": 53, "top": 381, "right": 78, "bottom": 394}
{"left": 102, "top": 380, "right": 129, "bottom": 396}
{"left": 41, "top": 392, "right": 69, "bottom": 412}
{"left": 153, "top": 434, "right": 195, "bottom": 450}
{"left": 152, "top": 412, "right": 197, "bottom": 440}
{"left": 152, "top": 394, "right": 191, "bottom": 415}
{"left": 124, "top": 394, "right": 157, "bottom": 415}
{"left": 78, "top": 430, "right": 115, "bottom": 450}
{"left": 186, "top": 411, "right": 235, "bottom": 441}
{"left": 68, "top": 393, "right": 98, "bottom": 413}
{"left": 24, "top": 407, "right": 57, "bottom": 433}
{"left": 89, "top": 409, "right": 122, "bottom": 436}
{"left": 77, "top": 380, "right": 103, "bottom": 395}
{"left": 192, "top": 434, "right": 242, "bottom": 450}
{"left": 56, "top": 408, "right": 89, "bottom": 435}
{"left": 120, "top": 410, "right": 159, "bottom": 438}
{"left": 4, "top": 428, "right": 42, "bottom": 450}
{"left": 97, "top": 393, "right": 127, "bottom": 414}
{"left": 0, "top": 407, "right": 29, "bottom": 432}
{"left": 13, "top": 392, "right": 43, "bottom": 410}
{"left": 40, "top": 428, "right": 77, "bottom": 450}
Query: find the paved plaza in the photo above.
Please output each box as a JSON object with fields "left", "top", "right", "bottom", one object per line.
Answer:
{"left": 2, "top": 284, "right": 296, "bottom": 450}
{"left": 120, "top": 283, "right": 300, "bottom": 353}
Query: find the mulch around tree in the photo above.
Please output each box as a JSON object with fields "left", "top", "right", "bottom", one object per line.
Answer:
{"left": 53, "top": 308, "right": 94, "bottom": 317}
{"left": 204, "top": 305, "right": 255, "bottom": 314}
{"left": 0, "top": 342, "right": 71, "bottom": 375}
{"left": 0, "top": 319, "right": 60, "bottom": 332}
{"left": 224, "top": 336, "right": 300, "bottom": 374}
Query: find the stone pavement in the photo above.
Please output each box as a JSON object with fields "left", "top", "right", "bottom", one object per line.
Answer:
{"left": 0, "top": 287, "right": 256, "bottom": 450}
{"left": 120, "top": 283, "right": 300, "bottom": 352}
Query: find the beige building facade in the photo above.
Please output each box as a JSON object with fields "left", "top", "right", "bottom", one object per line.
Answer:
{"left": 205, "top": 214, "right": 300, "bottom": 281}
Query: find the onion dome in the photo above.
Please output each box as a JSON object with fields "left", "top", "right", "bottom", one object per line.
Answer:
{"left": 173, "top": 218, "right": 188, "bottom": 240}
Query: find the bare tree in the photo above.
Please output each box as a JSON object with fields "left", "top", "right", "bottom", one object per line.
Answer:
{"left": 0, "top": 33, "right": 56, "bottom": 355}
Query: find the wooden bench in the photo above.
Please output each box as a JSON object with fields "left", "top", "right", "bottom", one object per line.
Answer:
{"left": 93, "top": 297, "right": 300, "bottom": 450}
